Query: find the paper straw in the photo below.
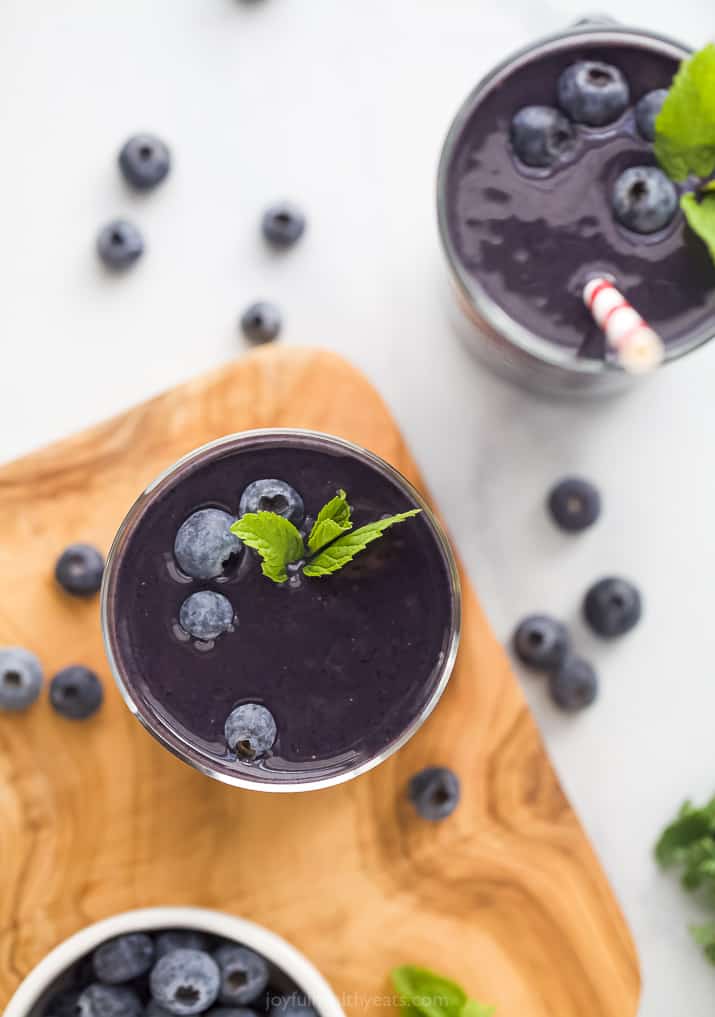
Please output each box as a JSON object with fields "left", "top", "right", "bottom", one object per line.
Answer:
{"left": 583, "top": 277, "right": 665, "bottom": 374}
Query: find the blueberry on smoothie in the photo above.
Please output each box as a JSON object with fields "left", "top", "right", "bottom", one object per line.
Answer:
{"left": 238, "top": 479, "right": 304, "bottom": 526}
{"left": 214, "top": 945, "right": 269, "bottom": 1006}
{"left": 583, "top": 577, "right": 642, "bottom": 637}
{"left": 635, "top": 88, "right": 668, "bottom": 142}
{"left": 612, "top": 166, "right": 678, "bottom": 234}
{"left": 50, "top": 666, "right": 104, "bottom": 720}
{"left": 77, "top": 983, "right": 142, "bottom": 1017}
{"left": 150, "top": 949, "right": 220, "bottom": 1016}
{"left": 240, "top": 302, "right": 282, "bottom": 344}
{"left": 407, "top": 766, "right": 460, "bottom": 820}
{"left": 55, "top": 543, "right": 105, "bottom": 597}
{"left": 224, "top": 703, "right": 277, "bottom": 760}
{"left": 510, "top": 106, "right": 576, "bottom": 168}
{"left": 179, "top": 592, "right": 235, "bottom": 642}
{"left": 93, "top": 933, "right": 155, "bottom": 984}
{"left": 262, "top": 202, "right": 306, "bottom": 248}
{"left": 512, "top": 615, "right": 569, "bottom": 671}
{"left": 0, "top": 647, "right": 43, "bottom": 711}
{"left": 97, "top": 219, "right": 145, "bottom": 269}
{"left": 119, "top": 133, "right": 171, "bottom": 191}
{"left": 174, "top": 508, "right": 243, "bottom": 580}
{"left": 547, "top": 477, "right": 601, "bottom": 532}
{"left": 557, "top": 60, "right": 630, "bottom": 126}
{"left": 549, "top": 656, "right": 598, "bottom": 711}
{"left": 156, "top": 931, "right": 212, "bottom": 958}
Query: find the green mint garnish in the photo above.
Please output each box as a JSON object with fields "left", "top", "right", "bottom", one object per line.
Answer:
{"left": 390, "top": 965, "right": 494, "bottom": 1017}
{"left": 681, "top": 191, "right": 715, "bottom": 263}
{"left": 230, "top": 490, "right": 421, "bottom": 584}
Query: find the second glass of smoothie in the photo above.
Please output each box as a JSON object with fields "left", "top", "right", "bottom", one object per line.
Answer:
{"left": 101, "top": 430, "right": 460, "bottom": 791}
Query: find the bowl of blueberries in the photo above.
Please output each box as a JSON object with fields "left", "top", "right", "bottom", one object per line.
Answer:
{"left": 5, "top": 907, "right": 345, "bottom": 1017}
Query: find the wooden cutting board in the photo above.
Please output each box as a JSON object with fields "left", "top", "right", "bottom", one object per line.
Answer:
{"left": 0, "top": 346, "right": 639, "bottom": 1016}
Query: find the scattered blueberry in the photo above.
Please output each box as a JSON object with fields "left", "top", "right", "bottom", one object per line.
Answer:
{"left": 611, "top": 165, "right": 678, "bottom": 234}
{"left": 150, "top": 949, "right": 220, "bottom": 1016}
{"left": 77, "top": 984, "right": 142, "bottom": 1017}
{"left": 512, "top": 615, "right": 569, "bottom": 671}
{"left": 557, "top": 60, "right": 630, "bottom": 126}
{"left": 510, "top": 106, "right": 576, "bottom": 168}
{"left": 97, "top": 220, "right": 144, "bottom": 269}
{"left": 179, "top": 591, "right": 235, "bottom": 642}
{"left": 262, "top": 202, "right": 307, "bottom": 248}
{"left": 224, "top": 703, "right": 277, "bottom": 760}
{"left": 269, "top": 1002, "right": 318, "bottom": 1017}
{"left": 174, "top": 508, "right": 242, "bottom": 580}
{"left": 93, "top": 933, "right": 155, "bottom": 984}
{"left": 240, "top": 302, "right": 282, "bottom": 344}
{"left": 239, "top": 479, "right": 304, "bottom": 526}
{"left": 547, "top": 477, "right": 601, "bottom": 532}
{"left": 156, "top": 931, "right": 212, "bottom": 959}
{"left": 55, "top": 543, "right": 105, "bottom": 597}
{"left": 0, "top": 647, "right": 43, "bottom": 712}
{"left": 118, "top": 134, "right": 171, "bottom": 191}
{"left": 214, "top": 945, "right": 269, "bottom": 1006}
{"left": 549, "top": 656, "right": 598, "bottom": 712}
{"left": 49, "top": 666, "right": 104, "bottom": 720}
{"left": 635, "top": 88, "right": 668, "bottom": 142}
{"left": 407, "top": 766, "right": 460, "bottom": 821}
{"left": 583, "top": 577, "right": 642, "bottom": 637}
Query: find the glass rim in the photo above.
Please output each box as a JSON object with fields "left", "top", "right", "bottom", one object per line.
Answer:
{"left": 101, "top": 427, "right": 462, "bottom": 793}
{"left": 435, "top": 22, "right": 714, "bottom": 376}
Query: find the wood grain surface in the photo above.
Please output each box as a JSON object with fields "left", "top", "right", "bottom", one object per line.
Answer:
{"left": 0, "top": 346, "right": 640, "bottom": 1016}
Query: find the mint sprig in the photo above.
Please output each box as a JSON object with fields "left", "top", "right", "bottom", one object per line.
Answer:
{"left": 391, "top": 965, "right": 494, "bottom": 1017}
{"left": 230, "top": 490, "right": 422, "bottom": 584}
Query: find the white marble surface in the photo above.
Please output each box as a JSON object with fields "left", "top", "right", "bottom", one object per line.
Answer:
{"left": 1, "top": 1, "right": 714, "bottom": 1013}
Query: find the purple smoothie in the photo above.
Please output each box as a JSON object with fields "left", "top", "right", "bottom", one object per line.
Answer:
{"left": 442, "top": 34, "right": 715, "bottom": 360}
{"left": 103, "top": 432, "right": 459, "bottom": 789}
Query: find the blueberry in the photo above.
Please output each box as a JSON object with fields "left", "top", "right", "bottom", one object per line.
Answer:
{"left": 43, "top": 989, "right": 82, "bottom": 1017}
{"left": 583, "top": 577, "right": 642, "bottom": 637}
{"left": 549, "top": 656, "right": 598, "bottom": 712}
{"left": 510, "top": 106, "right": 576, "bottom": 168}
{"left": 262, "top": 202, "right": 307, "bottom": 248}
{"left": 407, "top": 766, "right": 460, "bottom": 821}
{"left": 547, "top": 477, "right": 601, "bottom": 532}
{"left": 213, "top": 945, "right": 269, "bottom": 1006}
{"left": 174, "top": 508, "right": 242, "bottom": 580}
{"left": 55, "top": 543, "right": 105, "bottom": 597}
{"left": 50, "top": 665, "right": 104, "bottom": 719}
{"left": 77, "top": 984, "right": 142, "bottom": 1017}
{"left": 557, "top": 60, "right": 630, "bottom": 126}
{"left": 150, "top": 949, "right": 220, "bottom": 1016}
{"left": 512, "top": 615, "right": 569, "bottom": 671}
{"left": 93, "top": 933, "right": 155, "bottom": 984}
{"left": 210, "top": 1010, "right": 261, "bottom": 1017}
{"left": 145, "top": 1004, "right": 175, "bottom": 1017}
{"left": 179, "top": 591, "right": 235, "bottom": 642}
{"left": 156, "top": 931, "right": 212, "bottom": 958}
{"left": 240, "top": 302, "right": 282, "bottom": 344}
{"left": 0, "top": 647, "right": 43, "bottom": 711}
{"left": 119, "top": 134, "right": 171, "bottom": 191}
{"left": 635, "top": 88, "right": 668, "bottom": 142}
{"left": 97, "top": 220, "right": 144, "bottom": 269}
{"left": 612, "top": 165, "right": 678, "bottom": 234}
{"left": 268, "top": 1002, "right": 317, "bottom": 1017}
{"left": 238, "top": 479, "right": 304, "bottom": 526}
{"left": 224, "top": 703, "right": 277, "bottom": 760}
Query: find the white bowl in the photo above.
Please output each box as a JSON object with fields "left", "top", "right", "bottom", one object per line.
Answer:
{"left": 5, "top": 906, "right": 346, "bottom": 1017}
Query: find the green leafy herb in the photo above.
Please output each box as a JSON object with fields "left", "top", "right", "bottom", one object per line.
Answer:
{"left": 303, "top": 510, "right": 421, "bottom": 577}
{"left": 390, "top": 966, "right": 494, "bottom": 1017}
{"left": 681, "top": 192, "right": 715, "bottom": 263}
{"left": 307, "top": 488, "right": 352, "bottom": 554}
{"left": 692, "top": 922, "right": 715, "bottom": 964}
{"left": 654, "top": 44, "right": 715, "bottom": 181}
{"left": 231, "top": 512, "right": 305, "bottom": 584}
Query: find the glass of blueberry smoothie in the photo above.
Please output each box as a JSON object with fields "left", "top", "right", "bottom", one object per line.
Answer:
{"left": 101, "top": 430, "right": 460, "bottom": 791}
{"left": 437, "top": 20, "right": 715, "bottom": 395}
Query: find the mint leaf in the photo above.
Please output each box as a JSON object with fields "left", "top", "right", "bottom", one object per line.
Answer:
{"left": 654, "top": 44, "right": 715, "bottom": 181}
{"left": 304, "top": 509, "right": 421, "bottom": 577}
{"left": 231, "top": 512, "right": 305, "bottom": 583}
{"left": 390, "top": 966, "right": 493, "bottom": 1017}
{"left": 461, "top": 1002, "right": 495, "bottom": 1017}
{"left": 655, "top": 806, "right": 713, "bottom": 866}
{"left": 692, "top": 922, "right": 715, "bottom": 964}
{"left": 681, "top": 192, "right": 715, "bottom": 265}
{"left": 307, "top": 489, "right": 352, "bottom": 554}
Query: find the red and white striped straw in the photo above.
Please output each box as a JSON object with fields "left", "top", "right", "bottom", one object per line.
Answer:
{"left": 583, "top": 277, "right": 665, "bottom": 374}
